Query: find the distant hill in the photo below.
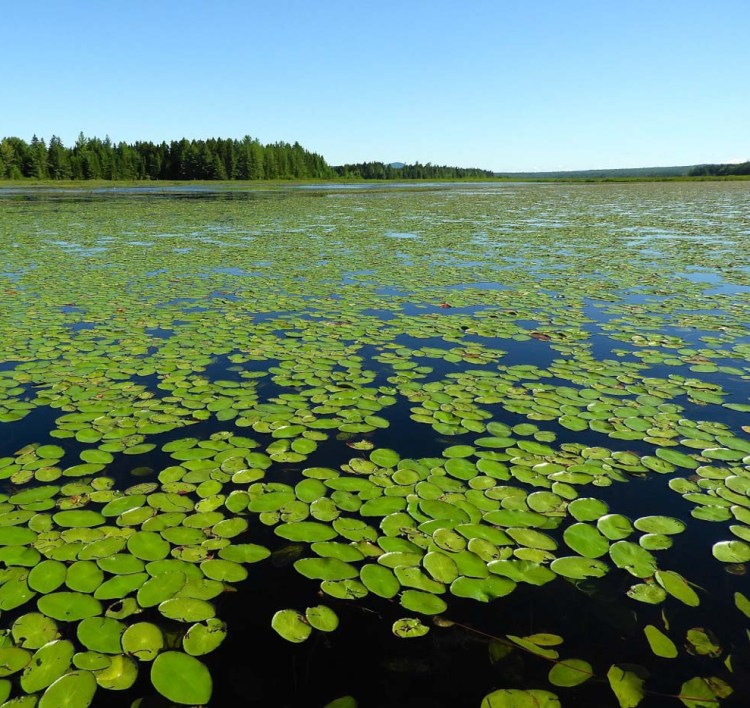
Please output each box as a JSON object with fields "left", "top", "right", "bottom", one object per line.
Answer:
{"left": 495, "top": 165, "right": 693, "bottom": 179}
{"left": 388, "top": 162, "right": 405, "bottom": 169}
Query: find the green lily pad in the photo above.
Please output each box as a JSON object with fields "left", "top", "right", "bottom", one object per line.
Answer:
{"left": 320, "top": 579, "right": 368, "bottom": 600}
{"left": 655, "top": 448, "right": 699, "bottom": 469}
{"left": 151, "top": 651, "right": 212, "bottom": 705}
{"left": 644, "top": 625, "right": 677, "bottom": 658}
{"left": 0, "top": 526, "right": 37, "bottom": 546}
{"left": 159, "top": 597, "right": 215, "bottom": 623}
{"left": 20, "top": 639, "right": 75, "bottom": 693}
{"left": 182, "top": 619, "right": 226, "bottom": 656}
{"left": 218, "top": 543, "right": 271, "bottom": 564}
{"left": 422, "top": 551, "right": 459, "bottom": 583}
{"left": 450, "top": 575, "right": 516, "bottom": 602}
{"left": 275, "top": 521, "right": 336, "bottom": 542}
{"left": 37, "top": 593, "right": 102, "bottom": 622}
{"left": 480, "top": 688, "right": 561, "bottom": 707}
{"left": 137, "top": 571, "right": 186, "bottom": 608}
{"left": 121, "top": 623, "right": 165, "bottom": 665}
{"left": 86, "top": 652, "right": 135, "bottom": 690}
{"left": 488, "top": 559, "right": 556, "bottom": 586}
{"left": 392, "top": 618, "right": 429, "bottom": 639}
{"left": 36, "top": 446, "right": 65, "bottom": 460}
{"left": 654, "top": 570, "right": 699, "bottom": 606}
{"left": 609, "top": 541, "right": 657, "bottom": 578}
{"left": 607, "top": 664, "right": 645, "bottom": 708}
{"left": 685, "top": 627, "right": 721, "bottom": 657}
{"left": 677, "top": 676, "right": 724, "bottom": 708}
{"left": 38, "top": 669, "right": 98, "bottom": 708}
{"left": 66, "top": 561, "right": 104, "bottom": 594}
{"left": 127, "top": 531, "right": 170, "bottom": 561}
{"left": 360, "top": 564, "right": 400, "bottom": 598}
{"left": 548, "top": 658, "right": 593, "bottom": 687}
{"left": 568, "top": 497, "right": 609, "bottom": 522}
{"left": 305, "top": 605, "right": 339, "bottom": 632}
{"left": 200, "top": 559, "right": 248, "bottom": 583}
{"left": 735, "top": 591, "right": 750, "bottom": 619}
{"left": 271, "top": 609, "right": 311, "bottom": 643}
{"left": 76, "top": 617, "right": 125, "bottom": 654}
{"left": 295, "top": 557, "right": 358, "bottom": 581}
{"left": 27, "top": 560, "right": 67, "bottom": 594}
{"left": 52, "top": 510, "right": 105, "bottom": 528}
{"left": 73, "top": 651, "right": 112, "bottom": 671}
{"left": 712, "top": 540, "right": 750, "bottom": 563}
{"left": 639, "top": 533, "right": 672, "bottom": 551}
{"left": 93, "top": 573, "right": 148, "bottom": 600}
{"left": 549, "top": 556, "right": 608, "bottom": 580}
{"left": 399, "top": 589, "right": 447, "bottom": 615}
{"left": 12, "top": 613, "right": 60, "bottom": 649}
{"left": 563, "top": 523, "right": 610, "bottom": 558}
{"left": 633, "top": 516, "right": 686, "bottom": 535}
{"left": 370, "top": 448, "right": 400, "bottom": 468}
{"left": 0, "top": 646, "right": 32, "bottom": 677}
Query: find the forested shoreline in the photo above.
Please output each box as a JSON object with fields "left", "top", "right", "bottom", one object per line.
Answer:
{"left": 332, "top": 162, "right": 494, "bottom": 179}
{"left": 2, "top": 134, "right": 744, "bottom": 182}
{"left": 0, "top": 134, "right": 493, "bottom": 181}
{"left": 0, "top": 134, "right": 333, "bottom": 181}
{"left": 689, "top": 161, "right": 750, "bottom": 176}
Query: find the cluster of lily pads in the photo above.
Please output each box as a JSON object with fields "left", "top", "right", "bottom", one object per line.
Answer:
{"left": 0, "top": 183, "right": 749, "bottom": 706}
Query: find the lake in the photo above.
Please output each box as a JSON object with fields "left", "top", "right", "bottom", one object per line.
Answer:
{"left": 0, "top": 181, "right": 749, "bottom": 707}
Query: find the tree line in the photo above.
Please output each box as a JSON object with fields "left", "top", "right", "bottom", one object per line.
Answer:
{"left": 0, "top": 134, "right": 495, "bottom": 181}
{"left": 0, "top": 134, "right": 333, "bottom": 181}
{"left": 333, "top": 161, "right": 494, "bottom": 179}
{"left": 689, "top": 161, "right": 750, "bottom": 177}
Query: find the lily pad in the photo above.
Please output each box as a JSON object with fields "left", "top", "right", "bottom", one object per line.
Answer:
{"left": 271, "top": 609, "right": 311, "bottom": 643}
{"left": 712, "top": 540, "right": 750, "bottom": 563}
{"left": 399, "top": 589, "right": 447, "bottom": 615}
{"left": 643, "top": 625, "right": 677, "bottom": 658}
{"left": 12, "top": 613, "right": 60, "bottom": 649}
{"left": 151, "top": 651, "right": 212, "bottom": 705}
{"left": 360, "top": 564, "right": 400, "bottom": 598}
{"left": 37, "top": 593, "right": 102, "bottom": 622}
{"left": 633, "top": 516, "right": 686, "bottom": 535}
{"left": 548, "top": 658, "right": 593, "bottom": 687}
{"left": 609, "top": 541, "right": 657, "bottom": 578}
{"left": 305, "top": 605, "right": 339, "bottom": 632}
{"left": 182, "top": 619, "right": 226, "bottom": 657}
{"left": 121, "top": 622, "right": 164, "bottom": 661}
{"left": 563, "top": 523, "right": 610, "bottom": 558}
{"left": 159, "top": 597, "right": 215, "bottom": 623}
{"left": 76, "top": 617, "right": 125, "bottom": 654}
{"left": 549, "top": 556, "right": 608, "bottom": 580}
{"left": 20, "top": 639, "right": 75, "bottom": 693}
{"left": 392, "top": 618, "right": 429, "bottom": 638}
{"left": 38, "top": 669, "right": 98, "bottom": 708}
{"left": 607, "top": 664, "right": 645, "bottom": 708}
{"left": 481, "top": 688, "right": 561, "bottom": 707}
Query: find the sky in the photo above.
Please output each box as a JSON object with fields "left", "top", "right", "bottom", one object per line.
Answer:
{"left": 3, "top": 0, "right": 749, "bottom": 172}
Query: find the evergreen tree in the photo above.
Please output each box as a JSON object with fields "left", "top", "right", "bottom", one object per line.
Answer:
{"left": 47, "top": 136, "right": 71, "bottom": 180}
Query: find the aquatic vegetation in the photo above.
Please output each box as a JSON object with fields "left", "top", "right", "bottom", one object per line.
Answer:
{"left": 0, "top": 182, "right": 749, "bottom": 705}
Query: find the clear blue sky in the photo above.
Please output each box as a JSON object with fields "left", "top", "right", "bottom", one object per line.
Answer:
{"left": 4, "top": 0, "right": 749, "bottom": 171}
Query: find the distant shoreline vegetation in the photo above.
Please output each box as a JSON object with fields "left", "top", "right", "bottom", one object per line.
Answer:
{"left": 688, "top": 161, "right": 750, "bottom": 177}
{"left": 0, "top": 134, "right": 746, "bottom": 182}
{"left": 332, "top": 162, "right": 494, "bottom": 179}
{"left": 0, "top": 134, "right": 492, "bottom": 182}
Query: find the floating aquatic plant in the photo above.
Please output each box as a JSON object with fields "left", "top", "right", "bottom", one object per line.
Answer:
{"left": 0, "top": 183, "right": 749, "bottom": 705}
